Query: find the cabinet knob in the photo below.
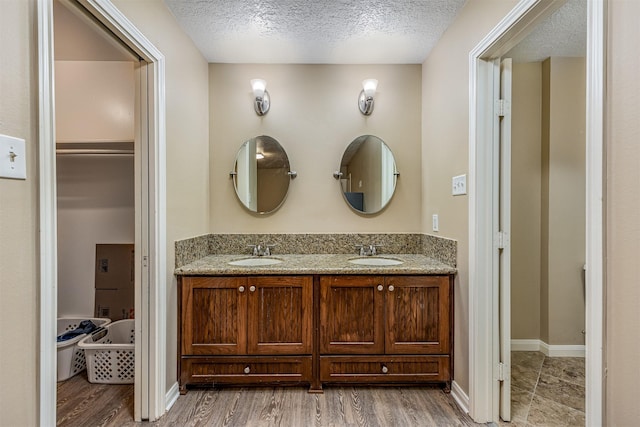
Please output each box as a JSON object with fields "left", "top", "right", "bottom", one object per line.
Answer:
{"left": 377, "top": 284, "right": 384, "bottom": 291}
{"left": 238, "top": 286, "right": 245, "bottom": 293}
{"left": 244, "top": 366, "right": 250, "bottom": 374}
{"left": 381, "top": 365, "right": 388, "bottom": 374}
{"left": 249, "top": 285, "right": 256, "bottom": 292}
{"left": 388, "top": 285, "right": 395, "bottom": 292}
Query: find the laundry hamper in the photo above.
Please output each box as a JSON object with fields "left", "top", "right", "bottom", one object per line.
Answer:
{"left": 57, "top": 317, "right": 111, "bottom": 381}
{"left": 78, "top": 319, "right": 135, "bottom": 384}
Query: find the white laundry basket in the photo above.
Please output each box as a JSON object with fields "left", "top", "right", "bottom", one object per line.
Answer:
{"left": 57, "top": 317, "right": 111, "bottom": 381}
{"left": 78, "top": 319, "right": 135, "bottom": 384}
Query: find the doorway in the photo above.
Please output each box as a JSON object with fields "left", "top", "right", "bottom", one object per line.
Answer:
{"left": 53, "top": 0, "right": 138, "bottom": 422}
{"left": 38, "top": 0, "right": 168, "bottom": 424}
{"left": 504, "top": 5, "right": 588, "bottom": 419}
{"left": 467, "top": 0, "right": 604, "bottom": 424}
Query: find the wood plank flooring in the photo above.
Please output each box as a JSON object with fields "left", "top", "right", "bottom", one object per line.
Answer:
{"left": 57, "top": 374, "right": 482, "bottom": 426}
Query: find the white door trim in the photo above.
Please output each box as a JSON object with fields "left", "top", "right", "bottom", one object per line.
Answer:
{"left": 37, "top": 1, "right": 58, "bottom": 424}
{"left": 37, "top": 0, "right": 167, "bottom": 423}
{"left": 498, "top": 57, "right": 513, "bottom": 423}
{"left": 584, "top": 0, "right": 606, "bottom": 424}
{"left": 468, "top": 0, "right": 605, "bottom": 424}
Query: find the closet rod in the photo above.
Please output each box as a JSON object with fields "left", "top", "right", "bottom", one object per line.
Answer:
{"left": 56, "top": 149, "right": 134, "bottom": 156}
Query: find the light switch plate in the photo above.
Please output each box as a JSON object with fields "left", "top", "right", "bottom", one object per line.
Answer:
{"left": 0, "top": 134, "right": 27, "bottom": 180}
{"left": 432, "top": 214, "right": 439, "bottom": 232}
{"left": 452, "top": 174, "right": 466, "bottom": 195}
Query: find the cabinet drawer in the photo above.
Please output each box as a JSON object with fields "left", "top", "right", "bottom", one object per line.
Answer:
{"left": 182, "top": 356, "right": 312, "bottom": 385}
{"left": 320, "top": 355, "right": 450, "bottom": 383}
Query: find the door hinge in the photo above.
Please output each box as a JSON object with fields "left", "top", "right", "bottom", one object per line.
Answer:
{"left": 496, "top": 231, "right": 508, "bottom": 250}
{"left": 496, "top": 99, "right": 505, "bottom": 117}
{"left": 497, "top": 362, "right": 506, "bottom": 382}
{"left": 495, "top": 99, "right": 511, "bottom": 117}
{"left": 143, "top": 255, "right": 148, "bottom": 268}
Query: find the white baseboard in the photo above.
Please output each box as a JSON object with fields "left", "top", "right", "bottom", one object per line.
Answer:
{"left": 512, "top": 339, "right": 585, "bottom": 357}
{"left": 165, "top": 381, "right": 180, "bottom": 412}
{"left": 451, "top": 380, "right": 470, "bottom": 415}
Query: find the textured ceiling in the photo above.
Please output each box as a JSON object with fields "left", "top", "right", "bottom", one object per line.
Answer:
{"left": 506, "top": 0, "right": 587, "bottom": 63}
{"left": 163, "top": 0, "right": 466, "bottom": 64}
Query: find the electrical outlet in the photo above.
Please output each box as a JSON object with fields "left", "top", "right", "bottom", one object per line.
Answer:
{"left": 432, "top": 214, "right": 439, "bottom": 232}
{"left": 452, "top": 174, "right": 466, "bottom": 195}
{"left": 0, "top": 134, "right": 26, "bottom": 180}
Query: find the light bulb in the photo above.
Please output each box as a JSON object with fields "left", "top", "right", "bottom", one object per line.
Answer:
{"left": 250, "top": 79, "right": 267, "bottom": 98}
{"left": 362, "top": 79, "right": 378, "bottom": 97}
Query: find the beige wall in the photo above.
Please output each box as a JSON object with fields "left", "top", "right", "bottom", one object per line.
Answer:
{"left": 511, "top": 62, "right": 542, "bottom": 340}
{"left": 55, "top": 61, "right": 135, "bottom": 142}
{"left": 0, "top": 0, "right": 38, "bottom": 425}
{"left": 53, "top": 0, "right": 133, "bottom": 61}
{"left": 56, "top": 155, "right": 135, "bottom": 317}
{"left": 605, "top": 0, "right": 640, "bottom": 423}
{"left": 421, "top": 0, "right": 519, "bottom": 393}
{"left": 347, "top": 137, "right": 383, "bottom": 212}
{"left": 256, "top": 167, "right": 289, "bottom": 213}
{"left": 209, "top": 64, "right": 422, "bottom": 232}
{"left": 512, "top": 58, "right": 586, "bottom": 345}
{"left": 544, "top": 57, "right": 586, "bottom": 345}
{"left": 110, "top": 0, "right": 210, "bottom": 392}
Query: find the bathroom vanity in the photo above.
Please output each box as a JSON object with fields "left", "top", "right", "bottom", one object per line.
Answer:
{"left": 175, "top": 252, "right": 455, "bottom": 394}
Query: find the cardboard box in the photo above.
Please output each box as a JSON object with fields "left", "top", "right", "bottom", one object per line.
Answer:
{"left": 94, "top": 288, "right": 134, "bottom": 321}
{"left": 95, "top": 244, "right": 134, "bottom": 290}
{"left": 95, "top": 244, "right": 134, "bottom": 320}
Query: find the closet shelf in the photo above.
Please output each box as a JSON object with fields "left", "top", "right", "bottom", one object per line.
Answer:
{"left": 56, "top": 141, "right": 134, "bottom": 156}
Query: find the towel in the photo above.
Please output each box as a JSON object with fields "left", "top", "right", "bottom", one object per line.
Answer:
{"left": 57, "top": 320, "right": 98, "bottom": 342}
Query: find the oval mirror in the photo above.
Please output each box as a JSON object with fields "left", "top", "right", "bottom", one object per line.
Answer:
{"left": 335, "top": 135, "right": 398, "bottom": 214}
{"left": 232, "top": 135, "right": 294, "bottom": 214}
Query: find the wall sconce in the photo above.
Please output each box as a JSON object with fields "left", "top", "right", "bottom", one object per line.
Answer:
{"left": 358, "top": 79, "right": 378, "bottom": 115}
{"left": 251, "top": 78, "right": 270, "bottom": 116}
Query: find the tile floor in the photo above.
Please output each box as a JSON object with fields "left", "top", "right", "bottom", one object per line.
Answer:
{"left": 502, "top": 351, "right": 585, "bottom": 426}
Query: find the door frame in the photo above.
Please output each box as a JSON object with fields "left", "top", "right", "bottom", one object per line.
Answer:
{"left": 498, "top": 57, "right": 513, "bottom": 422}
{"left": 468, "top": 0, "right": 605, "bottom": 424}
{"left": 37, "top": 0, "right": 167, "bottom": 423}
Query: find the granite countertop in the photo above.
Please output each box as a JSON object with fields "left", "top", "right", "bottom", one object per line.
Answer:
{"left": 175, "top": 253, "right": 456, "bottom": 276}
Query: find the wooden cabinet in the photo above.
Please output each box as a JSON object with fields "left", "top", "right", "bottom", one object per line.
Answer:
{"left": 319, "top": 275, "right": 384, "bottom": 354}
{"left": 179, "top": 276, "right": 313, "bottom": 392}
{"left": 181, "top": 276, "right": 247, "bottom": 356}
{"left": 178, "top": 273, "right": 453, "bottom": 393}
{"left": 319, "top": 275, "right": 452, "bottom": 390}
{"left": 385, "top": 275, "right": 451, "bottom": 355}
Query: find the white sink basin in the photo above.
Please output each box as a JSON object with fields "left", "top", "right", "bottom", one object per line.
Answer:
{"left": 348, "top": 257, "right": 404, "bottom": 266}
{"left": 228, "top": 257, "right": 283, "bottom": 267}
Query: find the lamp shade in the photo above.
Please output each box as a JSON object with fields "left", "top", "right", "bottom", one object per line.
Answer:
{"left": 362, "top": 79, "right": 378, "bottom": 97}
{"left": 250, "top": 79, "right": 267, "bottom": 98}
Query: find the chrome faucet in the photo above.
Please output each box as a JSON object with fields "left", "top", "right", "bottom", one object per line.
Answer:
{"left": 263, "top": 244, "right": 275, "bottom": 256}
{"left": 248, "top": 243, "right": 275, "bottom": 256}
{"left": 355, "top": 244, "right": 383, "bottom": 256}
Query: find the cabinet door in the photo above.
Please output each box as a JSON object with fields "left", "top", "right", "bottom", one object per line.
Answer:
{"left": 181, "top": 276, "right": 247, "bottom": 355}
{"left": 320, "top": 276, "right": 384, "bottom": 354}
{"left": 246, "top": 276, "right": 313, "bottom": 355}
{"left": 385, "top": 276, "right": 450, "bottom": 354}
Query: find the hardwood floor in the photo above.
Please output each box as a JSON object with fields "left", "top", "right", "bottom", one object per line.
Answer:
{"left": 57, "top": 374, "right": 482, "bottom": 426}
